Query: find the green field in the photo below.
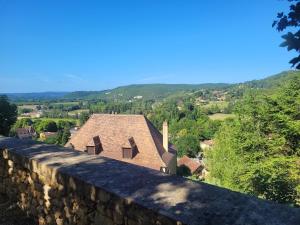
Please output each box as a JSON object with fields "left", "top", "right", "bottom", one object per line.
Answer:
{"left": 68, "top": 109, "right": 89, "bottom": 116}
{"left": 201, "top": 101, "right": 229, "bottom": 109}
{"left": 209, "top": 113, "right": 235, "bottom": 121}
{"left": 52, "top": 101, "right": 79, "bottom": 106}
{"left": 17, "top": 117, "right": 80, "bottom": 126}
{"left": 18, "top": 104, "right": 39, "bottom": 110}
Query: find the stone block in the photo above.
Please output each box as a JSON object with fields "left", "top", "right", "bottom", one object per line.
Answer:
{"left": 94, "top": 212, "right": 114, "bottom": 225}
{"left": 1, "top": 137, "right": 299, "bottom": 225}
{"left": 98, "top": 189, "right": 111, "bottom": 203}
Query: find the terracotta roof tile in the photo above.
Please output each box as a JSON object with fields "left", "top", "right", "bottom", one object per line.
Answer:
{"left": 178, "top": 156, "right": 202, "bottom": 174}
{"left": 66, "top": 114, "right": 176, "bottom": 171}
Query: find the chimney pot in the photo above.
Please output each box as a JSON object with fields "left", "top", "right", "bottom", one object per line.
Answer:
{"left": 163, "top": 121, "right": 168, "bottom": 152}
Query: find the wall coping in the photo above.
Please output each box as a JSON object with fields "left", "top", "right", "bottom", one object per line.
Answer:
{"left": 0, "top": 136, "right": 299, "bottom": 225}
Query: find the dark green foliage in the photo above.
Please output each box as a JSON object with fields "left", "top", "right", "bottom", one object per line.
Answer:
{"left": 149, "top": 100, "right": 180, "bottom": 129}
{"left": 89, "top": 100, "right": 153, "bottom": 115}
{"left": 43, "top": 121, "right": 57, "bottom": 132}
{"left": 18, "top": 108, "right": 33, "bottom": 114}
{"left": 207, "top": 77, "right": 300, "bottom": 206}
{"left": 247, "top": 157, "right": 299, "bottom": 204}
{"left": 56, "top": 120, "right": 75, "bottom": 130}
{"left": 13, "top": 118, "right": 33, "bottom": 128}
{"left": 42, "top": 109, "right": 69, "bottom": 118}
{"left": 148, "top": 97, "right": 222, "bottom": 158}
{"left": 56, "top": 126, "right": 71, "bottom": 146}
{"left": 0, "top": 96, "right": 17, "bottom": 136}
{"left": 79, "top": 112, "right": 90, "bottom": 126}
{"left": 273, "top": 0, "right": 300, "bottom": 68}
{"left": 34, "top": 120, "right": 57, "bottom": 132}
{"left": 175, "top": 134, "right": 200, "bottom": 158}
{"left": 61, "top": 127, "right": 71, "bottom": 145}
{"left": 177, "top": 165, "right": 192, "bottom": 177}
{"left": 43, "top": 134, "right": 58, "bottom": 145}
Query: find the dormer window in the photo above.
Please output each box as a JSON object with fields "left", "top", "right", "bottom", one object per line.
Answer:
{"left": 122, "top": 148, "right": 133, "bottom": 159}
{"left": 86, "top": 136, "right": 103, "bottom": 155}
{"left": 122, "top": 137, "right": 138, "bottom": 159}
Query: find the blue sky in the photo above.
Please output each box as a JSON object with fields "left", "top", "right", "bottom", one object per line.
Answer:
{"left": 0, "top": 0, "right": 295, "bottom": 93}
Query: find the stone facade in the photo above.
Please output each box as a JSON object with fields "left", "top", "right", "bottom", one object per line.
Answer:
{"left": 0, "top": 137, "right": 299, "bottom": 225}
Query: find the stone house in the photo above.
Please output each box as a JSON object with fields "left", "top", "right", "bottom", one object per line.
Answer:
{"left": 66, "top": 114, "right": 177, "bottom": 174}
{"left": 178, "top": 156, "right": 203, "bottom": 174}
{"left": 16, "top": 126, "right": 36, "bottom": 139}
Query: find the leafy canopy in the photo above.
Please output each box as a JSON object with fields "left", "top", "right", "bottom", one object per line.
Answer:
{"left": 273, "top": 0, "right": 300, "bottom": 68}
{"left": 0, "top": 96, "right": 17, "bottom": 136}
{"left": 206, "top": 77, "right": 300, "bottom": 206}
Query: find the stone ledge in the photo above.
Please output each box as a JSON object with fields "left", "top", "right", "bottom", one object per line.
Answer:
{"left": 0, "top": 136, "right": 299, "bottom": 225}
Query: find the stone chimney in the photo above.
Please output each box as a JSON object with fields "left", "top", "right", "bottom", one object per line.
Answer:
{"left": 163, "top": 121, "right": 168, "bottom": 152}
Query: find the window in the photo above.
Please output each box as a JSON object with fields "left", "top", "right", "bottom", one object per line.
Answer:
{"left": 122, "top": 148, "right": 132, "bottom": 159}
{"left": 87, "top": 146, "right": 96, "bottom": 155}
{"left": 86, "top": 136, "right": 103, "bottom": 155}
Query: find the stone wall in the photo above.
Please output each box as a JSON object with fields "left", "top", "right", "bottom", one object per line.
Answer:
{"left": 0, "top": 136, "right": 299, "bottom": 225}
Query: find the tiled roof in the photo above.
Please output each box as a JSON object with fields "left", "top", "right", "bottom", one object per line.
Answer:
{"left": 16, "top": 128, "right": 29, "bottom": 134}
{"left": 178, "top": 156, "right": 202, "bottom": 174}
{"left": 16, "top": 126, "right": 36, "bottom": 136}
{"left": 66, "top": 114, "right": 176, "bottom": 171}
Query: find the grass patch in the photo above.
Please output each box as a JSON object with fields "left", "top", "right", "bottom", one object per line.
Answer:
{"left": 18, "top": 104, "right": 39, "bottom": 110}
{"left": 52, "top": 101, "right": 79, "bottom": 106}
{"left": 68, "top": 109, "right": 89, "bottom": 115}
{"left": 201, "top": 101, "right": 229, "bottom": 109}
{"left": 209, "top": 113, "right": 235, "bottom": 121}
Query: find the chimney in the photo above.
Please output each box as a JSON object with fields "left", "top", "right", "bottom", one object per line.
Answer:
{"left": 163, "top": 121, "right": 168, "bottom": 152}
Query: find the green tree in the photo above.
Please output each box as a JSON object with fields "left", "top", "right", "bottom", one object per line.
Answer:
{"left": 14, "top": 118, "right": 33, "bottom": 128}
{"left": 57, "top": 120, "right": 74, "bottom": 130}
{"left": 273, "top": 0, "right": 300, "bottom": 68}
{"left": 19, "top": 108, "right": 33, "bottom": 114}
{"left": 61, "top": 126, "right": 71, "bottom": 145}
{"left": 175, "top": 134, "right": 200, "bottom": 158}
{"left": 44, "top": 121, "right": 57, "bottom": 132}
{"left": 34, "top": 120, "right": 58, "bottom": 132}
{"left": 206, "top": 78, "right": 300, "bottom": 206}
{"left": 79, "top": 112, "right": 90, "bottom": 126}
{"left": 0, "top": 96, "right": 17, "bottom": 136}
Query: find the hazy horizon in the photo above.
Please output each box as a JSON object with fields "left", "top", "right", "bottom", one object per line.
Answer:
{"left": 1, "top": 69, "right": 294, "bottom": 94}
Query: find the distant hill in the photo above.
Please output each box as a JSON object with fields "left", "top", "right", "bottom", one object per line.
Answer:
{"left": 2, "top": 92, "right": 68, "bottom": 102}
{"left": 242, "top": 70, "right": 300, "bottom": 89}
{"left": 63, "top": 83, "right": 231, "bottom": 100}
{"left": 2, "top": 70, "right": 299, "bottom": 102}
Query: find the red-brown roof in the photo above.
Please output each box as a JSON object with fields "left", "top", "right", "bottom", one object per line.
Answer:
{"left": 16, "top": 126, "right": 36, "bottom": 137}
{"left": 66, "top": 114, "right": 176, "bottom": 171}
{"left": 178, "top": 156, "right": 202, "bottom": 174}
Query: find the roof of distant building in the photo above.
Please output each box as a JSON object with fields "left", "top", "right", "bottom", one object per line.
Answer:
{"left": 178, "top": 156, "right": 203, "bottom": 174}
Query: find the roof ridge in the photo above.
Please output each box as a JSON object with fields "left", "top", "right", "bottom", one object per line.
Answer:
{"left": 92, "top": 113, "right": 145, "bottom": 117}
{"left": 65, "top": 114, "right": 94, "bottom": 147}
{"left": 143, "top": 117, "right": 167, "bottom": 167}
